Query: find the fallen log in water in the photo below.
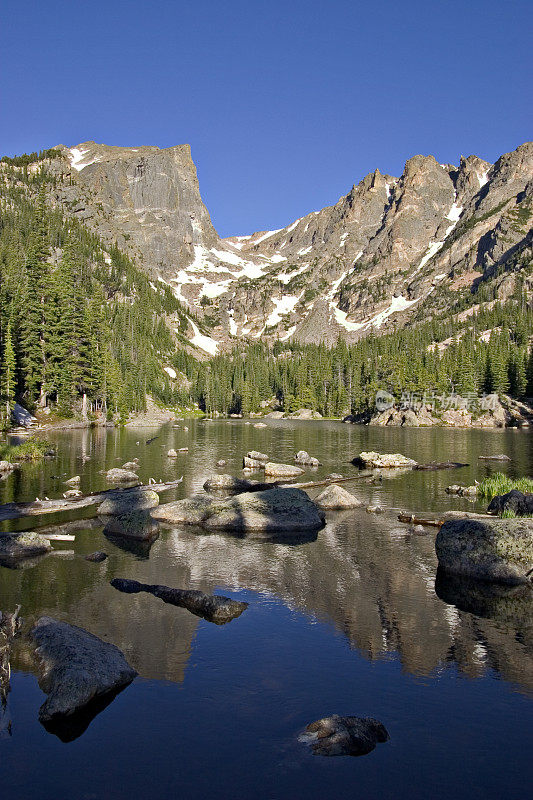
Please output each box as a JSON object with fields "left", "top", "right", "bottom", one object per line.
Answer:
{"left": 398, "top": 510, "right": 495, "bottom": 528}
{"left": 0, "top": 479, "right": 183, "bottom": 525}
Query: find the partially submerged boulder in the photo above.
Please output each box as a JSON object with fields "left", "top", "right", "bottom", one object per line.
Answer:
{"left": 167, "top": 449, "right": 178, "bottom": 458}
{"left": 97, "top": 488, "right": 159, "bottom": 515}
{"left": 111, "top": 578, "right": 248, "bottom": 624}
{"left": 122, "top": 461, "right": 139, "bottom": 471}
{"left": 414, "top": 461, "right": 469, "bottom": 471}
{"left": 478, "top": 454, "right": 511, "bottom": 461}
{"left": 264, "top": 462, "right": 304, "bottom": 478}
{"left": 105, "top": 468, "right": 139, "bottom": 484}
{"left": 243, "top": 456, "right": 265, "bottom": 469}
{"left": 353, "top": 452, "right": 417, "bottom": 469}
{"left": 30, "top": 617, "right": 137, "bottom": 721}
{"left": 202, "top": 474, "right": 271, "bottom": 495}
{"left": 102, "top": 510, "right": 160, "bottom": 540}
{"left": 301, "top": 715, "right": 389, "bottom": 757}
{"left": 0, "top": 532, "right": 51, "bottom": 564}
{"left": 247, "top": 451, "right": 269, "bottom": 463}
{"left": 65, "top": 475, "right": 81, "bottom": 486}
{"left": 435, "top": 517, "right": 533, "bottom": 584}
{"left": 0, "top": 460, "right": 17, "bottom": 473}
{"left": 487, "top": 490, "right": 533, "bottom": 517}
{"left": 295, "top": 450, "right": 321, "bottom": 467}
{"left": 315, "top": 484, "right": 363, "bottom": 509}
{"left": 154, "top": 488, "right": 324, "bottom": 532}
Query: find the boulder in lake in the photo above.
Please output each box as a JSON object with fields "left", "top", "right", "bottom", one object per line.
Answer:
{"left": 253, "top": 422, "right": 267, "bottom": 428}
{"left": 103, "top": 510, "right": 160, "bottom": 540}
{"left": 353, "top": 452, "right": 417, "bottom": 469}
{"left": 479, "top": 454, "right": 511, "bottom": 461}
{"left": 97, "top": 488, "right": 159, "bottom": 515}
{"left": 295, "top": 450, "right": 321, "bottom": 466}
{"left": 111, "top": 578, "right": 248, "bottom": 624}
{"left": 105, "top": 468, "right": 139, "bottom": 484}
{"left": 0, "top": 532, "right": 51, "bottom": 563}
{"left": 325, "top": 473, "right": 344, "bottom": 481}
{"left": 155, "top": 487, "right": 324, "bottom": 532}
{"left": 63, "top": 489, "right": 83, "bottom": 499}
{"left": 216, "top": 459, "right": 227, "bottom": 467}
{"left": 315, "top": 484, "right": 363, "bottom": 509}
{"left": 243, "top": 456, "right": 265, "bottom": 469}
{"left": 366, "top": 505, "right": 383, "bottom": 514}
{"left": 167, "top": 449, "right": 178, "bottom": 458}
{"left": 301, "top": 715, "right": 389, "bottom": 757}
{"left": 30, "top": 616, "right": 137, "bottom": 721}
{"left": 247, "top": 450, "right": 269, "bottom": 462}
{"left": 264, "top": 462, "right": 304, "bottom": 478}
{"left": 84, "top": 551, "right": 108, "bottom": 563}
{"left": 65, "top": 475, "right": 80, "bottom": 486}
{"left": 487, "top": 489, "right": 533, "bottom": 517}
{"left": 122, "top": 461, "right": 139, "bottom": 471}
{"left": 435, "top": 517, "right": 533, "bottom": 584}
{"left": 202, "top": 474, "right": 269, "bottom": 495}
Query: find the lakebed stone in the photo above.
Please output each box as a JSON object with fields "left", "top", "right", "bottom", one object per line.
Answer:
{"left": 295, "top": 450, "right": 321, "bottom": 466}
{"left": 435, "top": 517, "right": 533, "bottom": 584}
{"left": 30, "top": 616, "right": 137, "bottom": 721}
{"left": 102, "top": 511, "right": 160, "bottom": 540}
{"left": 301, "top": 715, "right": 389, "bottom": 757}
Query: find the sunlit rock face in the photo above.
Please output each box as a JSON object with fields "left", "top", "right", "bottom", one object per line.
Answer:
{"left": 44, "top": 140, "right": 533, "bottom": 351}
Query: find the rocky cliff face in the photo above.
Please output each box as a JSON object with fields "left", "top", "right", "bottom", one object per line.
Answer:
{"left": 43, "top": 140, "right": 533, "bottom": 353}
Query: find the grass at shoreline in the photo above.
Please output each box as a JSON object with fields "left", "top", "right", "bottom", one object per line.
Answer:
{"left": 0, "top": 437, "right": 53, "bottom": 462}
{"left": 478, "top": 472, "right": 533, "bottom": 501}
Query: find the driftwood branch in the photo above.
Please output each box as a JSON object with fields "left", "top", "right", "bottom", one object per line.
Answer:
{"left": 0, "top": 479, "right": 183, "bottom": 525}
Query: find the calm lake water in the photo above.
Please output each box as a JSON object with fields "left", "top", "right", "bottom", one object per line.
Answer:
{"left": 1, "top": 420, "right": 532, "bottom": 800}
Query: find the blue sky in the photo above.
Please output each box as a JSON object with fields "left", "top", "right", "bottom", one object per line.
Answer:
{"left": 2, "top": 0, "right": 531, "bottom": 237}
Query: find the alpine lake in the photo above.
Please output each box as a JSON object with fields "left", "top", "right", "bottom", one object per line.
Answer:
{"left": 1, "top": 419, "right": 532, "bottom": 800}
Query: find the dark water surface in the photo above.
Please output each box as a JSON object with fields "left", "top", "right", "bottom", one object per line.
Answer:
{"left": 1, "top": 420, "right": 532, "bottom": 800}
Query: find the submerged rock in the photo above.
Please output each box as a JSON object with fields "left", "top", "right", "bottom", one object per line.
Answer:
{"left": 122, "top": 461, "right": 139, "bottom": 470}
{"left": 84, "top": 551, "right": 108, "bottom": 563}
{"left": 435, "top": 517, "right": 533, "bottom": 584}
{"left": 97, "top": 488, "right": 159, "bottom": 515}
{"left": 325, "top": 473, "right": 344, "bottom": 481}
{"left": 243, "top": 456, "right": 265, "bottom": 469}
{"left": 487, "top": 490, "right": 533, "bottom": 517}
{"left": 301, "top": 715, "right": 389, "bottom": 756}
{"left": 295, "top": 450, "right": 321, "bottom": 466}
{"left": 264, "top": 462, "right": 304, "bottom": 478}
{"left": 30, "top": 616, "right": 137, "bottom": 722}
{"left": 216, "top": 459, "right": 227, "bottom": 467}
{"left": 478, "top": 454, "right": 511, "bottom": 461}
{"left": 435, "top": 568, "right": 533, "bottom": 627}
{"left": 65, "top": 475, "right": 81, "bottom": 486}
{"left": 353, "top": 452, "right": 417, "bottom": 469}
{"left": 0, "top": 532, "right": 51, "bottom": 564}
{"left": 315, "top": 484, "right": 363, "bottom": 509}
{"left": 154, "top": 487, "right": 324, "bottom": 532}
{"left": 110, "top": 578, "right": 248, "bottom": 624}
{"left": 414, "top": 461, "right": 469, "bottom": 471}
{"left": 167, "top": 449, "right": 178, "bottom": 458}
{"left": 105, "top": 468, "right": 139, "bottom": 484}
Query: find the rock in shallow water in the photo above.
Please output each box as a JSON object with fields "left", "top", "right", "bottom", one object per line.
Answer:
{"left": 110, "top": 578, "right": 248, "bottom": 624}
{"left": 105, "top": 468, "right": 140, "bottom": 484}
{"left": 97, "top": 488, "right": 159, "bottom": 515}
{"left": 153, "top": 487, "right": 324, "bottom": 532}
{"left": 315, "top": 484, "right": 363, "bottom": 509}
{"left": 264, "top": 462, "right": 304, "bottom": 478}
{"left": 487, "top": 489, "right": 533, "bottom": 517}
{"left": 301, "top": 715, "right": 389, "bottom": 756}
{"left": 84, "top": 551, "right": 108, "bottom": 563}
{"left": 435, "top": 517, "right": 533, "bottom": 584}
{"left": 0, "top": 532, "right": 51, "bottom": 563}
{"left": 30, "top": 616, "right": 137, "bottom": 721}
{"left": 353, "top": 451, "right": 417, "bottom": 469}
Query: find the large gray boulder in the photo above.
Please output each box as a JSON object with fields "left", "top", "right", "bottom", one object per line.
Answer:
{"left": 202, "top": 474, "right": 270, "bottom": 495}
{"left": 353, "top": 451, "right": 417, "bottom": 469}
{"left": 435, "top": 517, "right": 533, "bottom": 584}
{"left": 30, "top": 617, "right": 137, "bottom": 721}
{"left": 264, "top": 462, "right": 304, "bottom": 478}
{"left": 315, "top": 484, "right": 363, "bottom": 509}
{"left": 105, "top": 468, "right": 139, "bottom": 484}
{"left": 0, "top": 532, "right": 51, "bottom": 563}
{"left": 154, "top": 488, "right": 324, "bottom": 532}
{"left": 97, "top": 488, "right": 159, "bottom": 515}
{"left": 247, "top": 451, "right": 269, "bottom": 462}
{"left": 102, "top": 510, "right": 160, "bottom": 540}
{"left": 301, "top": 715, "right": 389, "bottom": 756}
